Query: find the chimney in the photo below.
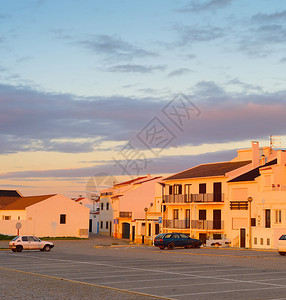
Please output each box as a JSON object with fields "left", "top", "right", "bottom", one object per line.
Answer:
{"left": 252, "top": 141, "right": 260, "bottom": 168}
{"left": 277, "top": 150, "right": 286, "bottom": 165}
{"left": 260, "top": 154, "right": 266, "bottom": 166}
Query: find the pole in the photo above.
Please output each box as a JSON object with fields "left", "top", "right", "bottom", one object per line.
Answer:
{"left": 144, "top": 207, "right": 148, "bottom": 245}
{"left": 248, "top": 197, "right": 253, "bottom": 248}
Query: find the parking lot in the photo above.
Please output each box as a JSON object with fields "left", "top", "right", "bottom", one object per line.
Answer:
{"left": 1, "top": 239, "right": 286, "bottom": 299}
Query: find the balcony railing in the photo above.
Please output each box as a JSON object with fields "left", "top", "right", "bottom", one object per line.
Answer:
{"left": 163, "top": 194, "right": 191, "bottom": 203}
{"left": 163, "top": 219, "right": 190, "bottom": 229}
{"left": 191, "top": 220, "right": 224, "bottom": 230}
{"left": 163, "top": 193, "right": 224, "bottom": 204}
{"left": 119, "top": 211, "right": 132, "bottom": 218}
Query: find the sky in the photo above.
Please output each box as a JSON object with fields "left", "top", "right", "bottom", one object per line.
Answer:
{"left": 0, "top": 0, "right": 286, "bottom": 197}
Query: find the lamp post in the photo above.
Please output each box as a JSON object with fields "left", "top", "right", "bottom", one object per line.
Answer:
{"left": 144, "top": 207, "right": 148, "bottom": 244}
{"left": 248, "top": 197, "right": 253, "bottom": 249}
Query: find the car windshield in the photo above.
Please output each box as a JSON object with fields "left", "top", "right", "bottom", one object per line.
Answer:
{"left": 12, "top": 236, "right": 19, "bottom": 241}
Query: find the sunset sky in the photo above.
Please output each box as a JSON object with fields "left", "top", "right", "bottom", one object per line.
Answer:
{"left": 0, "top": 0, "right": 285, "bottom": 197}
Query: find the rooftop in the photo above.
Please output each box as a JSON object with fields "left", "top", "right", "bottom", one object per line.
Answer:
{"left": 164, "top": 160, "right": 251, "bottom": 181}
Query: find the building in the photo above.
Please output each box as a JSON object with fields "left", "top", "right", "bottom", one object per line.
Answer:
{"left": 0, "top": 193, "right": 89, "bottom": 238}
{"left": 227, "top": 147, "right": 285, "bottom": 249}
{"left": 99, "top": 175, "right": 162, "bottom": 243}
{"left": 98, "top": 188, "right": 113, "bottom": 236}
{"left": 161, "top": 142, "right": 268, "bottom": 245}
{"left": 72, "top": 195, "right": 100, "bottom": 234}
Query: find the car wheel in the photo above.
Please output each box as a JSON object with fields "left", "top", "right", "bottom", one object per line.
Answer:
{"left": 44, "top": 245, "right": 51, "bottom": 252}
{"left": 279, "top": 252, "right": 286, "bottom": 256}
{"left": 193, "top": 242, "right": 200, "bottom": 248}
{"left": 16, "top": 245, "right": 23, "bottom": 252}
{"left": 159, "top": 246, "right": 165, "bottom": 250}
{"left": 167, "top": 243, "right": 175, "bottom": 250}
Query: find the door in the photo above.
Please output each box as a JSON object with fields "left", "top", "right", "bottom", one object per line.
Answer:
{"left": 199, "top": 210, "right": 206, "bottom": 229}
{"left": 265, "top": 209, "right": 271, "bottom": 228}
{"left": 213, "top": 182, "right": 222, "bottom": 202}
{"left": 89, "top": 219, "right": 92, "bottom": 232}
{"left": 132, "top": 226, "right": 135, "bottom": 242}
{"left": 186, "top": 209, "right": 190, "bottom": 228}
{"left": 199, "top": 233, "right": 207, "bottom": 244}
{"left": 213, "top": 210, "right": 221, "bottom": 230}
{"left": 122, "top": 222, "right": 130, "bottom": 239}
{"left": 109, "top": 221, "right": 112, "bottom": 236}
{"left": 240, "top": 228, "right": 246, "bottom": 248}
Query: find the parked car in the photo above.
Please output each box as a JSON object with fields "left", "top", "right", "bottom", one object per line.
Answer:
{"left": 154, "top": 233, "right": 202, "bottom": 250}
{"left": 9, "top": 235, "right": 54, "bottom": 252}
{"left": 277, "top": 234, "right": 286, "bottom": 256}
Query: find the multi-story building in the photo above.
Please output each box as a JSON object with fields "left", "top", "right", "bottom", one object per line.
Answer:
{"left": 227, "top": 148, "right": 285, "bottom": 249}
{"left": 101, "top": 175, "right": 162, "bottom": 244}
{"left": 161, "top": 142, "right": 269, "bottom": 245}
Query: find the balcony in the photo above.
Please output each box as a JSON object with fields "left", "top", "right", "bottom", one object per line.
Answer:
{"left": 191, "top": 220, "right": 224, "bottom": 230}
{"left": 163, "top": 194, "right": 191, "bottom": 204}
{"left": 163, "top": 219, "right": 190, "bottom": 229}
{"left": 119, "top": 211, "right": 132, "bottom": 218}
{"left": 163, "top": 193, "right": 224, "bottom": 204}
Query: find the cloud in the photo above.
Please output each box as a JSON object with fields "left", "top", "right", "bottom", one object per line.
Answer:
{"left": 280, "top": 57, "right": 286, "bottom": 63}
{"left": 77, "top": 34, "right": 157, "bottom": 60}
{"left": 252, "top": 10, "right": 286, "bottom": 24}
{"left": 105, "top": 64, "right": 166, "bottom": 73}
{"left": 237, "top": 24, "right": 286, "bottom": 57}
{"left": 1, "top": 82, "right": 286, "bottom": 157}
{"left": 177, "top": 0, "right": 233, "bottom": 13}
{"left": 175, "top": 25, "right": 225, "bottom": 46}
{"left": 168, "top": 68, "right": 193, "bottom": 77}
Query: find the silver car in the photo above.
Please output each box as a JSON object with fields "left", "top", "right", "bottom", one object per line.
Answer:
{"left": 9, "top": 235, "right": 54, "bottom": 252}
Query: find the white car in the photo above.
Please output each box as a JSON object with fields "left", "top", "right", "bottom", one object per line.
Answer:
{"left": 9, "top": 235, "right": 54, "bottom": 252}
{"left": 277, "top": 235, "right": 286, "bottom": 256}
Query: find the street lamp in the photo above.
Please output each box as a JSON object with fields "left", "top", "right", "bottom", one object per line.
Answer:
{"left": 248, "top": 197, "right": 253, "bottom": 249}
{"left": 144, "top": 207, "right": 148, "bottom": 244}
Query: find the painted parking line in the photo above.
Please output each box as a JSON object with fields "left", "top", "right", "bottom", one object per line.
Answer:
{"left": 109, "top": 247, "right": 282, "bottom": 259}
{"left": 0, "top": 266, "right": 174, "bottom": 300}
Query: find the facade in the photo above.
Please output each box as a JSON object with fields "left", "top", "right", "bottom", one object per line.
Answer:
{"left": 227, "top": 149, "right": 285, "bottom": 249}
{"left": 73, "top": 196, "right": 100, "bottom": 234}
{"left": 98, "top": 188, "right": 113, "bottom": 236}
{"left": 100, "top": 175, "right": 162, "bottom": 244}
{"left": 0, "top": 193, "right": 89, "bottom": 238}
{"left": 161, "top": 142, "right": 273, "bottom": 245}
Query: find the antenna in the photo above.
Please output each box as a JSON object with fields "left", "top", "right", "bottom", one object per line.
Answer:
{"left": 270, "top": 135, "right": 281, "bottom": 152}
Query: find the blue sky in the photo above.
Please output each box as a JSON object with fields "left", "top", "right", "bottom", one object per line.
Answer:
{"left": 0, "top": 0, "right": 286, "bottom": 197}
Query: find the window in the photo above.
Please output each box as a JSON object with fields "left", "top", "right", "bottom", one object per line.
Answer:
{"left": 251, "top": 218, "right": 256, "bottom": 227}
{"left": 260, "top": 238, "right": 263, "bottom": 245}
{"left": 199, "top": 183, "right": 206, "bottom": 194}
{"left": 180, "top": 233, "right": 189, "bottom": 239}
{"left": 267, "top": 238, "right": 270, "bottom": 246}
{"left": 275, "top": 210, "right": 282, "bottom": 224}
{"left": 101, "top": 203, "right": 104, "bottom": 210}
{"left": 106, "top": 221, "right": 109, "bottom": 229}
{"left": 265, "top": 209, "right": 271, "bottom": 228}
{"left": 254, "top": 237, "right": 257, "bottom": 244}
{"left": 2, "top": 216, "right": 11, "bottom": 220}
{"left": 22, "top": 236, "right": 28, "bottom": 242}
{"left": 155, "top": 223, "right": 160, "bottom": 235}
{"left": 60, "top": 214, "right": 66, "bottom": 224}
{"left": 168, "top": 185, "right": 173, "bottom": 195}
{"left": 199, "top": 210, "right": 206, "bottom": 220}
{"left": 106, "top": 203, "right": 109, "bottom": 210}
{"left": 100, "top": 221, "right": 103, "bottom": 229}
{"left": 173, "top": 209, "right": 179, "bottom": 220}
{"left": 174, "top": 185, "right": 182, "bottom": 195}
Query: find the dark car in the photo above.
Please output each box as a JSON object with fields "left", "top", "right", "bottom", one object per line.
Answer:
{"left": 154, "top": 233, "right": 202, "bottom": 250}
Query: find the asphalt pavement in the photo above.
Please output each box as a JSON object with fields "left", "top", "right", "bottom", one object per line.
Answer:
{"left": 1, "top": 235, "right": 286, "bottom": 299}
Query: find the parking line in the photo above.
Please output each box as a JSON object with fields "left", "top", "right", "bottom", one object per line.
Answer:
{"left": 0, "top": 266, "right": 174, "bottom": 300}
